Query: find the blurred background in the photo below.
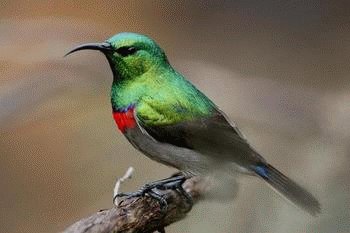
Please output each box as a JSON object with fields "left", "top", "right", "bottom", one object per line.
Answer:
{"left": 1, "top": 1, "right": 349, "bottom": 232}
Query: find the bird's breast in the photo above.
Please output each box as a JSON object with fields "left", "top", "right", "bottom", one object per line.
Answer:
{"left": 112, "top": 105, "right": 136, "bottom": 133}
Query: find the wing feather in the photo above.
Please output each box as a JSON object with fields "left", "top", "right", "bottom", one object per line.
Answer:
{"left": 136, "top": 107, "right": 265, "bottom": 167}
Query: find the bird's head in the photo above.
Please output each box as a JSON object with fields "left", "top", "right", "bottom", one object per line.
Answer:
{"left": 66, "top": 32, "right": 169, "bottom": 79}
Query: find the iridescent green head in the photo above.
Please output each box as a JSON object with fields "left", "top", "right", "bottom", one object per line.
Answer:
{"left": 66, "top": 32, "right": 169, "bottom": 79}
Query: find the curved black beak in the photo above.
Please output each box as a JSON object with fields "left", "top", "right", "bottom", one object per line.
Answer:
{"left": 65, "top": 42, "right": 113, "bottom": 57}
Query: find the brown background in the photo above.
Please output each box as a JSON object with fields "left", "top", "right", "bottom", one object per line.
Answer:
{"left": 0, "top": 1, "right": 349, "bottom": 232}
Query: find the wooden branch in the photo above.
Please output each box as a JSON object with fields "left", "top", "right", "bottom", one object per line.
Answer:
{"left": 62, "top": 176, "right": 207, "bottom": 233}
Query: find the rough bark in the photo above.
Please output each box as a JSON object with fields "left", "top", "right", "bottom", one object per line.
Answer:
{"left": 62, "top": 176, "right": 206, "bottom": 233}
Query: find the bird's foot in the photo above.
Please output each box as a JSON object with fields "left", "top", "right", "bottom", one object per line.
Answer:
{"left": 113, "top": 175, "right": 192, "bottom": 211}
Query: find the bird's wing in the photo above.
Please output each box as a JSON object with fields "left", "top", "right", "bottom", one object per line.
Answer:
{"left": 135, "top": 105, "right": 321, "bottom": 215}
{"left": 135, "top": 107, "right": 265, "bottom": 166}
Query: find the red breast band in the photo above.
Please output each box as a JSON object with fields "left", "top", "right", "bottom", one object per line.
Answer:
{"left": 112, "top": 107, "right": 136, "bottom": 133}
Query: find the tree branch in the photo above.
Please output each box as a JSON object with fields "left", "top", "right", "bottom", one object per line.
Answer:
{"left": 62, "top": 175, "right": 206, "bottom": 233}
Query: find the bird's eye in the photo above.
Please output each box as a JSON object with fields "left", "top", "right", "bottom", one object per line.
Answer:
{"left": 115, "top": 46, "right": 137, "bottom": 57}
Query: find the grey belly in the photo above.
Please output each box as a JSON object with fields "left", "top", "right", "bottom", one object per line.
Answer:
{"left": 123, "top": 124, "right": 251, "bottom": 176}
{"left": 123, "top": 124, "right": 217, "bottom": 175}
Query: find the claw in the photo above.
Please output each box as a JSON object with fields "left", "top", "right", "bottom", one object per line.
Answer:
{"left": 147, "top": 189, "right": 168, "bottom": 212}
{"left": 175, "top": 186, "right": 193, "bottom": 210}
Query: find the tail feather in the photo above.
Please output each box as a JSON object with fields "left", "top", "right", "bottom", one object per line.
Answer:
{"left": 254, "top": 163, "right": 321, "bottom": 216}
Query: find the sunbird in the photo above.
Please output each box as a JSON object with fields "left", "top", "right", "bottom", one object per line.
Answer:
{"left": 66, "top": 32, "right": 320, "bottom": 215}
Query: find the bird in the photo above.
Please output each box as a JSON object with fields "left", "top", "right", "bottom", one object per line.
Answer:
{"left": 66, "top": 32, "right": 321, "bottom": 215}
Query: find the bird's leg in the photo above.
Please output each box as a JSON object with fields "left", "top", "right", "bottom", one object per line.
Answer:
{"left": 114, "top": 174, "right": 191, "bottom": 210}
{"left": 159, "top": 177, "right": 193, "bottom": 210}
{"left": 146, "top": 189, "right": 168, "bottom": 211}
{"left": 114, "top": 175, "right": 185, "bottom": 198}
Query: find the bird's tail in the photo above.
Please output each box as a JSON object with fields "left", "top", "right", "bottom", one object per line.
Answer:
{"left": 253, "top": 162, "right": 321, "bottom": 216}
